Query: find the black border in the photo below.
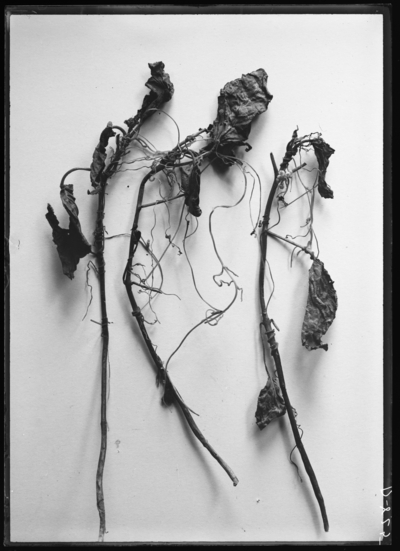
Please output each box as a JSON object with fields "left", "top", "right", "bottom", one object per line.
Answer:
{"left": 382, "top": 3, "right": 393, "bottom": 548}
{"left": 4, "top": 3, "right": 392, "bottom": 547}
{"left": 2, "top": 4, "right": 393, "bottom": 15}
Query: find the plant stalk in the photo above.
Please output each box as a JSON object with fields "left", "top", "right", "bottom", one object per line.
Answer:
{"left": 259, "top": 153, "right": 329, "bottom": 532}
{"left": 93, "top": 125, "right": 135, "bottom": 541}
{"left": 123, "top": 154, "right": 239, "bottom": 486}
{"left": 94, "top": 176, "right": 110, "bottom": 543}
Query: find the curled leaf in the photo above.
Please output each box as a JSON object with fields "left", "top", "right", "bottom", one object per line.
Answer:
{"left": 206, "top": 69, "right": 273, "bottom": 164}
{"left": 301, "top": 259, "right": 338, "bottom": 351}
{"left": 255, "top": 376, "right": 286, "bottom": 430}
{"left": 90, "top": 122, "right": 116, "bottom": 192}
{"left": 46, "top": 184, "right": 91, "bottom": 279}
{"left": 280, "top": 130, "right": 334, "bottom": 199}
{"left": 311, "top": 139, "right": 335, "bottom": 199}
{"left": 180, "top": 162, "right": 202, "bottom": 217}
{"left": 124, "top": 61, "right": 174, "bottom": 131}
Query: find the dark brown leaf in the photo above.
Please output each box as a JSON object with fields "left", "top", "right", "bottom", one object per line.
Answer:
{"left": 46, "top": 184, "right": 91, "bottom": 279}
{"left": 90, "top": 122, "right": 116, "bottom": 191}
{"left": 280, "top": 132, "right": 334, "bottom": 197}
{"left": 180, "top": 162, "right": 202, "bottom": 217}
{"left": 206, "top": 69, "right": 272, "bottom": 164}
{"left": 255, "top": 376, "right": 286, "bottom": 429}
{"left": 301, "top": 259, "right": 338, "bottom": 351}
{"left": 312, "top": 139, "right": 335, "bottom": 199}
{"left": 124, "top": 61, "right": 174, "bottom": 131}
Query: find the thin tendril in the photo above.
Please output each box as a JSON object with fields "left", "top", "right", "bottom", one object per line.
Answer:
{"left": 116, "top": 164, "right": 154, "bottom": 174}
{"left": 265, "top": 257, "right": 276, "bottom": 311}
{"left": 164, "top": 158, "right": 247, "bottom": 374}
{"left": 145, "top": 108, "right": 181, "bottom": 150}
{"left": 183, "top": 217, "right": 217, "bottom": 311}
{"left": 209, "top": 160, "right": 247, "bottom": 269}
{"left": 105, "top": 233, "right": 130, "bottom": 240}
{"left": 185, "top": 215, "right": 199, "bottom": 239}
{"left": 144, "top": 199, "right": 185, "bottom": 283}
{"left": 289, "top": 423, "right": 304, "bottom": 483}
{"left": 144, "top": 208, "right": 159, "bottom": 320}
{"left": 240, "top": 159, "right": 262, "bottom": 234}
{"left": 135, "top": 132, "right": 158, "bottom": 152}
{"left": 247, "top": 168, "right": 256, "bottom": 232}
{"left": 82, "top": 261, "right": 98, "bottom": 321}
{"left": 314, "top": 230, "right": 320, "bottom": 259}
{"left": 267, "top": 201, "right": 282, "bottom": 232}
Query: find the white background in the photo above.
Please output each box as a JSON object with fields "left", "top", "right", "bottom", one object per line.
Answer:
{"left": 10, "top": 14, "right": 384, "bottom": 543}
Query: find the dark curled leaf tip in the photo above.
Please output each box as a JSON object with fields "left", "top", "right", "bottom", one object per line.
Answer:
{"left": 180, "top": 161, "right": 202, "bottom": 217}
{"left": 301, "top": 259, "right": 338, "bottom": 351}
{"left": 124, "top": 61, "right": 174, "bottom": 131}
{"left": 312, "top": 139, "right": 335, "bottom": 199}
{"left": 45, "top": 185, "right": 91, "bottom": 279}
{"left": 90, "top": 123, "right": 116, "bottom": 189}
{"left": 255, "top": 377, "right": 286, "bottom": 430}
{"left": 99, "top": 122, "right": 116, "bottom": 149}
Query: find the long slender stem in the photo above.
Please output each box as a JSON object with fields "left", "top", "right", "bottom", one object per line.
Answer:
{"left": 93, "top": 123, "right": 136, "bottom": 542}
{"left": 123, "top": 154, "right": 239, "bottom": 486}
{"left": 94, "top": 175, "right": 110, "bottom": 543}
{"left": 259, "top": 153, "right": 329, "bottom": 532}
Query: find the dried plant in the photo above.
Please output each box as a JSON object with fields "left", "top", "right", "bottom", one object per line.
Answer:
{"left": 256, "top": 128, "right": 337, "bottom": 531}
{"left": 45, "top": 63, "right": 336, "bottom": 539}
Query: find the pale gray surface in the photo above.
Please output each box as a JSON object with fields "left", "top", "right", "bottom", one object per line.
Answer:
{"left": 10, "top": 14, "right": 383, "bottom": 542}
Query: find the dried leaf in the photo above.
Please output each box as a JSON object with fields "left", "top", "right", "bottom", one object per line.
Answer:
{"left": 124, "top": 61, "right": 174, "bottom": 131}
{"left": 301, "top": 259, "right": 338, "bottom": 351}
{"left": 46, "top": 184, "right": 91, "bottom": 279}
{"left": 206, "top": 69, "right": 272, "bottom": 164}
{"left": 90, "top": 122, "right": 116, "bottom": 191}
{"left": 180, "top": 162, "right": 202, "bottom": 217}
{"left": 312, "top": 139, "right": 335, "bottom": 199}
{"left": 280, "top": 132, "right": 334, "bottom": 198}
{"left": 255, "top": 376, "right": 286, "bottom": 430}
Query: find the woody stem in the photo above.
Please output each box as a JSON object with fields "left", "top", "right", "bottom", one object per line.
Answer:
{"left": 258, "top": 152, "right": 329, "bottom": 532}
{"left": 123, "top": 157, "right": 238, "bottom": 486}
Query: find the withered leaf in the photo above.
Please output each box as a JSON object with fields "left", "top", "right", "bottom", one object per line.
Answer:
{"left": 301, "top": 259, "right": 338, "bottom": 351}
{"left": 207, "top": 69, "right": 273, "bottom": 164}
{"left": 46, "top": 184, "right": 91, "bottom": 279}
{"left": 255, "top": 376, "right": 286, "bottom": 430}
{"left": 180, "top": 162, "right": 202, "bottom": 217}
{"left": 312, "top": 139, "right": 335, "bottom": 199}
{"left": 280, "top": 132, "right": 334, "bottom": 198}
{"left": 124, "top": 61, "right": 174, "bottom": 131}
{"left": 90, "top": 122, "right": 116, "bottom": 191}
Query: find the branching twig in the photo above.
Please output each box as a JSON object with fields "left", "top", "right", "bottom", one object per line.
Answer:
{"left": 267, "top": 231, "right": 315, "bottom": 260}
{"left": 258, "top": 152, "right": 329, "bottom": 532}
{"left": 123, "top": 142, "right": 239, "bottom": 486}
